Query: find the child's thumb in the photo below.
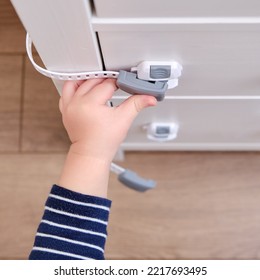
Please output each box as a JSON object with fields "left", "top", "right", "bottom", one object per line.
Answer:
{"left": 117, "top": 94, "right": 157, "bottom": 124}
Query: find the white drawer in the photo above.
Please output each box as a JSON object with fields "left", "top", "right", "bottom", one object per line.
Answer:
{"left": 97, "top": 24, "right": 260, "bottom": 96}
{"left": 94, "top": 0, "right": 260, "bottom": 18}
{"left": 112, "top": 98, "right": 260, "bottom": 150}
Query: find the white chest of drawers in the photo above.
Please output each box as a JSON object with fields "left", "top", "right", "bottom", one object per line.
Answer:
{"left": 11, "top": 0, "right": 260, "bottom": 150}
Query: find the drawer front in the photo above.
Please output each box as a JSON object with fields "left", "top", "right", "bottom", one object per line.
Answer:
{"left": 111, "top": 98, "right": 260, "bottom": 150}
{"left": 94, "top": 0, "right": 260, "bottom": 18}
{"left": 98, "top": 24, "right": 260, "bottom": 97}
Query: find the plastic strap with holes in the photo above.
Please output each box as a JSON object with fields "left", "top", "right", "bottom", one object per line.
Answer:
{"left": 26, "top": 33, "right": 119, "bottom": 80}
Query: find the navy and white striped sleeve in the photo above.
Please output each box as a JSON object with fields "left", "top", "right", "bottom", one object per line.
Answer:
{"left": 29, "top": 184, "right": 112, "bottom": 260}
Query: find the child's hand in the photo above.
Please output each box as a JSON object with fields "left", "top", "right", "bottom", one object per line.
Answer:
{"left": 59, "top": 78, "right": 157, "bottom": 163}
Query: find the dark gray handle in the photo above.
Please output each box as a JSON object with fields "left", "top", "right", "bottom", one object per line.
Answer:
{"left": 116, "top": 70, "right": 168, "bottom": 101}
{"left": 118, "top": 169, "right": 156, "bottom": 192}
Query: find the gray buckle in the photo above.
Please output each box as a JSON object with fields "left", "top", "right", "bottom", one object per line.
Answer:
{"left": 116, "top": 70, "right": 168, "bottom": 101}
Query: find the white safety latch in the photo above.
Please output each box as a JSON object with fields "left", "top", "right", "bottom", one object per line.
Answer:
{"left": 144, "top": 122, "right": 179, "bottom": 142}
{"left": 132, "top": 61, "right": 182, "bottom": 83}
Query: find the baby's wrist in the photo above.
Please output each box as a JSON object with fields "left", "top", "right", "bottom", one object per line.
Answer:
{"left": 69, "top": 142, "right": 112, "bottom": 165}
{"left": 58, "top": 144, "right": 111, "bottom": 197}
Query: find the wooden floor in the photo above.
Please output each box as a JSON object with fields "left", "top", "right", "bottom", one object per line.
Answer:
{"left": 1, "top": 0, "right": 260, "bottom": 259}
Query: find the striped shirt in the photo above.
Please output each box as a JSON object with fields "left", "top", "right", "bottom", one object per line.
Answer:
{"left": 29, "top": 185, "right": 111, "bottom": 260}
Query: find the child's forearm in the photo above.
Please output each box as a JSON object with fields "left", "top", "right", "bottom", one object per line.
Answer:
{"left": 58, "top": 145, "right": 111, "bottom": 198}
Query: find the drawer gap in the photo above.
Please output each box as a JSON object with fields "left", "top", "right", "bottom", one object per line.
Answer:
{"left": 95, "top": 32, "right": 106, "bottom": 70}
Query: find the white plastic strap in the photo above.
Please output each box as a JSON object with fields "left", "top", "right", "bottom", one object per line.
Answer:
{"left": 110, "top": 162, "right": 125, "bottom": 175}
{"left": 26, "top": 33, "right": 119, "bottom": 81}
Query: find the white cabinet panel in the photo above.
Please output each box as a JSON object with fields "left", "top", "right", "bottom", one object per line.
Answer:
{"left": 11, "top": 0, "right": 102, "bottom": 93}
{"left": 94, "top": 0, "right": 260, "bottom": 18}
{"left": 112, "top": 98, "right": 260, "bottom": 150}
{"left": 98, "top": 24, "right": 260, "bottom": 96}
